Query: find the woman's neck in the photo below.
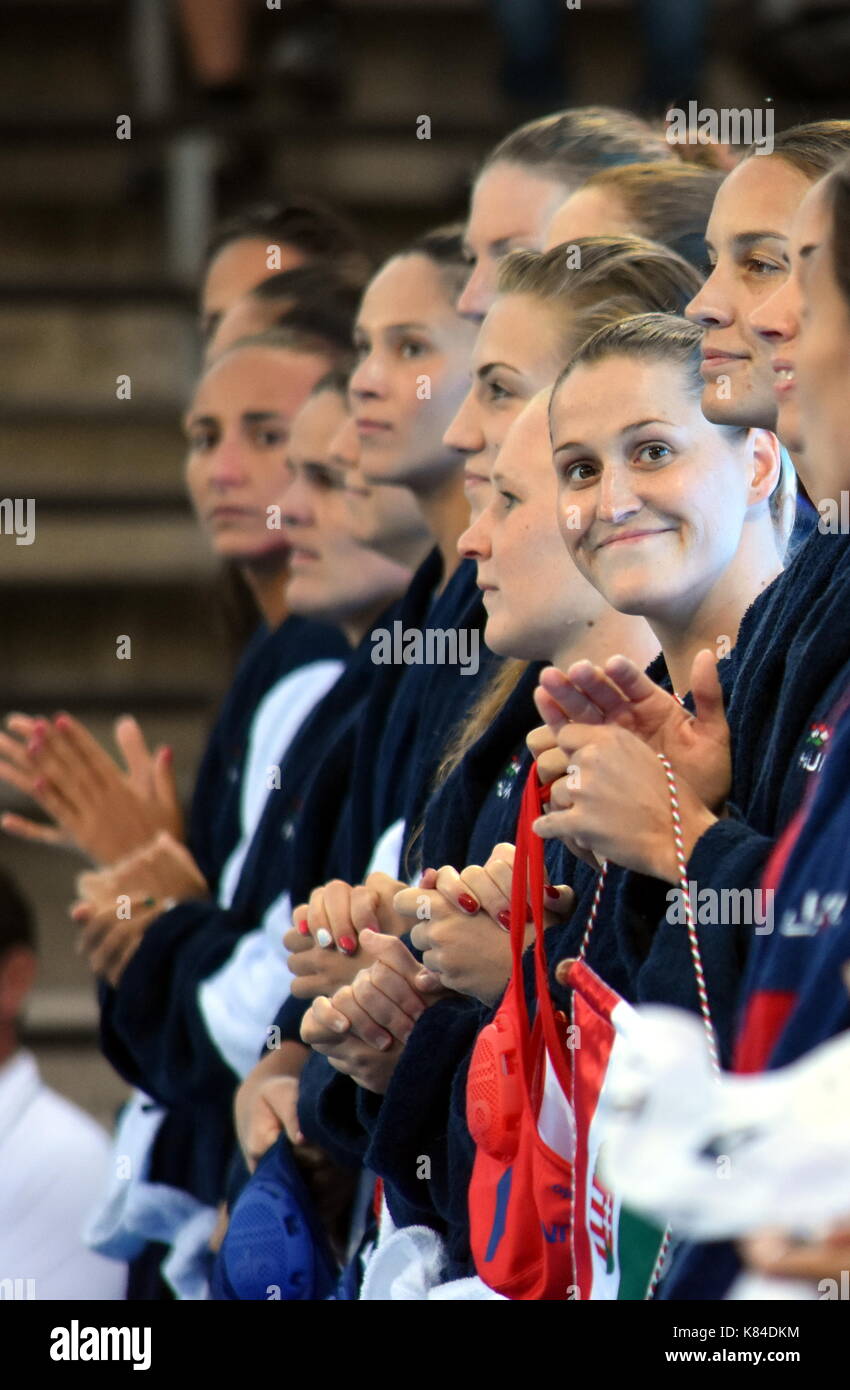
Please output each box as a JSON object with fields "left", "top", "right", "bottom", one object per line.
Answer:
{"left": 416, "top": 466, "right": 470, "bottom": 594}
{"left": 240, "top": 551, "right": 290, "bottom": 628}
{"left": 552, "top": 608, "right": 659, "bottom": 675}
{"left": 651, "top": 520, "right": 783, "bottom": 696}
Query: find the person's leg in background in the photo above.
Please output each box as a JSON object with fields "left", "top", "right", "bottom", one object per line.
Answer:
{"left": 490, "top": 0, "right": 566, "bottom": 110}
{"left": 636, "top": 0, "right": 709, "bottom": 112}
{"left": 175, "top": 0, "right": 253, "bottom": 102}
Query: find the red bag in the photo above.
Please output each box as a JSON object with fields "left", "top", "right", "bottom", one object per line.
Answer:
{"left": 467, "top": 756, "right": 708, "bottom": 1300}
{"left": 466, "top": 765, "right": 575, "bottom": 1300}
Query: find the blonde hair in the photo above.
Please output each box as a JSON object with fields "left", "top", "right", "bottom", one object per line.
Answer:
{"left": 576, "top": 160, "right": 724, "bottom": 267}
{"left": 483, "top": 107, "right": 675, "bottom": 190}
{"left": 434, "top": 283, "right": 708, "bottom": 794}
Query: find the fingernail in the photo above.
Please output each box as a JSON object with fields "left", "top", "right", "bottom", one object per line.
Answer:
{"left": 497, "top": 909, "right": 511, "bottom": 930}
{"left": 163, "top": 746, "right": 174, "bottom": 765}
{"left": 54, "top": 714, "right": 72, "bottom": 732}
{"left": 544, "top": 883, "right": 559, "bottom": 900}
{"left": 458, "top": 893, "right": 479, "bottom": 914}
{"left": 331, "top": 1016, "right": 348, "bottom": 1033}
{"left": 338, "top": 935, "right": 357, "bottom": 955}
{"left": 316, "top": 928, "right": 333, "bottom": 949}
{"left": 375, "top": 1033, "right": 392, "bottom": 1050}
{"left": 296, "top": 919, "right": 310, "bottom": 936}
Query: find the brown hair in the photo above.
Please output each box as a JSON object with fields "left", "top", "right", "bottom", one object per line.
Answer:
{"left": 822, "top": 152, "right": 850, "bottom": 313}
{"left": 743, "top": 119, "right": 850, "bottom": 180}
{"left": 483, "top": 107, "right": 675, "bottom": 193}
{"left": 572, "top": 161, "right": 724, "bottom": 268}
{"left": 431, "top": 254, "right": 705, "bottom": 797}
{"left": 496, "top": 235, "right": 702, "bottom": 357}
{"left": 397, "top": 223, "right": 471, "bottom": 304}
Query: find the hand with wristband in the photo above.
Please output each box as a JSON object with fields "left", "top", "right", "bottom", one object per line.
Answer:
{"left": 70, "top": 830, "right": 208, "bottom": 985}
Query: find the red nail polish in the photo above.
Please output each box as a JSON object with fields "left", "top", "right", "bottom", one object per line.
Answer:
{"left": 497, "top": 909, "right": 511, "bottom": 930}
{"left": 338, "top": 935, "right": 357, "bottom": 955}
{"left": 297, "top": 919, "right": 310, "bottom": 935}
{"left": 458, "top": 893, "right": 479, "bottom": 915}
{"left": 544, "top": 883, "right": 559, "bottom": 900}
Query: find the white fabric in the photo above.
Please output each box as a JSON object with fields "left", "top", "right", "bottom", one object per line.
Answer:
{"left": 198, "top": 891, "right": 296, "bottom": 1079}
{"left": 358, "top": 1194, "right": 506, "bottom": 1301}
{"left": 365, "top": 818, "right": 407, "bottom": 881}
{"left": 360, "top": 1224, "right": 505, "bottom": 1301}
{"left": 602, "top": 1004, "right": 850, "bottom": 1241}
{"left": 218, "top": 659, "right": 343, "bottom": 908}
{"left": 537, "top": 1051, "right": 576, "bottom": 1162}
{"left": 84, "top": 1088, "right": 217, "bottom": 1300}
{"left": 85, "top": 659, "right": 342, "bottom": 1299}
{"left": 0, "top": 1050, "right": 127, "bottom": 1299}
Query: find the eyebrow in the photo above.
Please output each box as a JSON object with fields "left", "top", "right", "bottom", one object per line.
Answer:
{"left": 488, "top": 238, "right": 515, "bottom": 256}
{"left": 553, "top": 418, "right": 674, "bottom": 451}
{"left": 183, "top": 408, "right": 287, "bottom": 432}
{"left": 732, "top": 231, "right": 788, "bottom": 252}
{"left": 477, "top": 361, "right": 519, "bottom": 380}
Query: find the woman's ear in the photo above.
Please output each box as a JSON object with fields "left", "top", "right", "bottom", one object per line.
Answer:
{"left": 746, "top": 428, "right": 782, "bottom": 504}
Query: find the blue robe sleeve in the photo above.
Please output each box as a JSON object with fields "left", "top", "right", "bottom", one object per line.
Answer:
{"left": 99, "top": 899, "right": 250, "bottom": 1106}
{"left": 361, "top": 996, "right": 486, "bottom": 1234}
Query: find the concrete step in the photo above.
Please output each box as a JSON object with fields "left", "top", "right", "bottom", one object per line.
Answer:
{"left": 0, "top": 512, "right": 214, "bottom": 585}
{"left": 0, "top": 205, "right": 163, "bottom": 285}
{"left": 0, "top": 413, "right": 187, "bottom": 503}
{"left": 1, "top": 302, "right": 195, "bottom": 408}
{"left": 0, "top": 580, "right": 223, "bottom": 697}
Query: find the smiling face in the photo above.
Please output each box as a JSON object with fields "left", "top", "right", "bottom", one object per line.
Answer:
{"left": 443, "top": 291, "right": 568, "bottom": 522}
{"left": 685, "top": 155, "right": 812, "bottom": 429}
{"left": 280, "top": 390, "right": 411, "bottom": 631}
{"left": 748, "top": 182, "right": 826, "bottom": 456}
{"left": 551, "top": 355, "right": 761, "bottom": 625}
{"left": 796, "top": 181, "right": 850, "bottom": 506}
{"left": 183, "top": 344, "right": 330, "bottom": 565}
{"left": 544, "top": 184, "right": 637, "bottom": 248}
{"left": 349, "top": 253, "right": 477, "bottom": 491}
{"left": 457, "top": 392, "right": 608, "bottom": 660}
{"left": 457, "top": 161, "right": 570, "bottom": 320}
{"left": 200, "top": 236, "right": 306, "bottom": 343}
